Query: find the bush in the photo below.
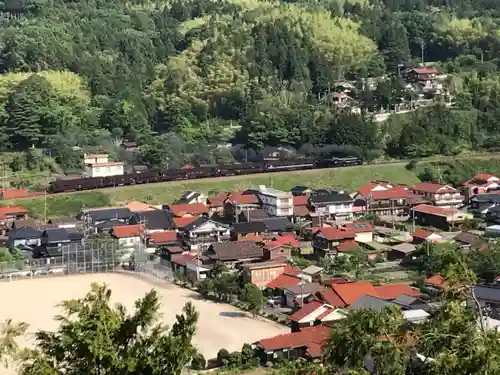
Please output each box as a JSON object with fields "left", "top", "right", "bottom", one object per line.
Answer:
{"left": 405, "top": 159, "right": 418, "bottom": 170}
{"left": 217, "top": 348, "right": 230, "bottom": 367}
{"left": 227, "top": 351, "right": 243, "bottom": 368}
{"left": 191, "top": 353, "right": 206, "bottom": 370}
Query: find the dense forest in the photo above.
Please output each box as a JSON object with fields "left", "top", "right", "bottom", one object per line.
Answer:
{"left": 2, "top": 0, "right": 500, "bottom": 172}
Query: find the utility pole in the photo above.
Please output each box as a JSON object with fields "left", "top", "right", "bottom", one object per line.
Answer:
{"left": 44, "top": 190, "right": 47, "bottom": 223}
{"left": 420, "top": 39, "right": 425, "bottom": 64}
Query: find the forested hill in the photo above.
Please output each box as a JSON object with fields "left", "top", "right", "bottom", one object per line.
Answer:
{"left": 2, "top": 0, "right": 500, "bottom": 173}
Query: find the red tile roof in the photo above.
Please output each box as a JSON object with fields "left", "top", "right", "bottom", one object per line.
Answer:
{"left": 164, "top": 246, "right": 184, "bottom": 254}
{"left": 369, "top": 187, "right": 412, "bottom": 200}
{"left": 293, "top": 195, "right": 308, "bottom": 206}
{"left": 315, "top": 227, "right": 355, "bottom": 241}
{"left": 256, "top": 325, "right": 330, "bottom": 354}
{"left": 412, "top": 204, "right": 458, "bottom": 217}
{"left": 226, "top": 193, "right": 260, "bottom": 205}
{"left": 289, "top": 299, "right": 325, "bottom": 322}
{"left": 112, "top": 225, "right": 144, "bottom": 238}
{"left": 357, "top": 180, "right": 393, "bottom": 196}
{"left": 332, "top": 281, "right": 378, "bottom": 305}
{"left": 284, "top": 264, "right": 302, "bottom": 276}
{"left": 0, "top": 206, "right": 27, "bottom": 216}
{"left": 413, "top": 182, "right": 457, "bottom": 194}
{"left": 315, "top": 286, "right": 346, "bottom": 308}
{"left": 374, "top": 283, "right": 422, "bottom": 300}
{"left": 337, "top": 240, "right": 359, "bottom": 253}
{"left": 267, "top": 273, "right": 302, "bottom": 289}
{"left": 169, "top": 203, "right": 208, "bottom": 217}
{"left": 0, "top": 189, "right": 31, "bottom": 199}
{"left": 411, "top": 67, "right": 439, "bottom": 74}
{"left": 171, "top": 253, "right": 196, "bottom": 266}
{"left": 474, "top": 173, "right": 497, "bottom": 181}
{"left": 173, "top": 216, "right": 200, "bottom": 228}
{"left": 424, "top": 274, "right": 447, "bottom": 288}
{"left": 207, "top": 193, "right": 229, "bottom": 207}
{"left": 150, "top": 230, "right": 178, "bottom": 244}
{"left": 265, "top": 234, "right": 300, "bottom": 249}
{"left": 412, "top": 228, "right": 439, "bottom": 240}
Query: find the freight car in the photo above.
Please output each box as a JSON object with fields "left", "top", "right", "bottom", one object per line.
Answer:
{"left": 47, "top": 157, "right": 362, "bottom": 194}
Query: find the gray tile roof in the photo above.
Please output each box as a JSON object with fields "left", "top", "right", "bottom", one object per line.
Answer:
{"left": 473, "top": 285, "right": 500, "bottom": 303}
{"left": 349, "top": 295, "right": 395, "bottom": 312}
{"left": 206, "top": 241, "right": 263, "bottom": 261}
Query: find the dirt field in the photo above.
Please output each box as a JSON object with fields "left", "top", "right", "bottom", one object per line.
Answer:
{"left": 0, "top": 273, "right": 288, "bottom": 374}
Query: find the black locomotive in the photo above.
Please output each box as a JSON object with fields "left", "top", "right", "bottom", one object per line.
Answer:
{"left": 47, "top": 157, "right": 362, "bottom": 194}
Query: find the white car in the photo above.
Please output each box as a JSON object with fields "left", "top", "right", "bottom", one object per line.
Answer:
{"left": 267, "top": 296, "right": 282, "bottom": 308}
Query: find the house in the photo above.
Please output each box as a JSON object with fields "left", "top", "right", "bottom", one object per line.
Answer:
{"left": 231, "top": 221, "right": 267, "bottom": 241}
{"left": 129, "top": 210, "right": 174, "bottom": 233}
{"left": 41, "top": 228, "right": 71, "bottom": 248}
{"left": 47, "top": 218, "right": 83, "bottom": 230}
{"left": 148, "top": 231, "right": 180, "bottom": 247}
{"left": 237, "top": 208, "right": 269, "bottom": 223}
{"left": 424, "top": 274, "right": 447, "bottom": 291}
{"left": 82, "top": 208, "right": 132, "bottom": 228}
{"left": 393, "top": 294, "right": 431, "bottom": 312}
{"left": 242, "top": 260, "right": 292, "bottom": 289}
{"left": 462, "top": 174, "right": 500, "bottom": 200}
{"left": 283, "top": 282, "right": 322, "bottom": 307}
{"left": 407, "top": 67, "right": 441, "bottom": 92}
{"left": 471, "top": 285, "right": 500, "bottom": 319}
{"left": 453, "top": 231, "right": 480, "bottom": 249}
{"left": 388, "top": 243, "right": 418, "bottom": 261}
{"left": 253, "top": 325, "right": 331, "bottom": 363}
{"left": 292, "top": 195, "right": 310, "bottom": 222}
{"left": 485, "top": 206, "right": 500, "bottom": 224}
{"left": 260, "top": 217, "right": 294, "bottom": 234}
{"left": 356, "top": 185, "right": 415, "bottom": 216}
{"left": 262, "top": 234, "right": 299, "bottom": 260}
{"left": 374, "top": 283, "right": 422, "bottom": 300}
{"left": 126, "top": 201, "right": 159, "bottom": 213}
{"left": 174, "top": 191, "right": 207, "bottom": 205}
{"left": 412, "top": 228, "right": 443, "bottom": 244}
{"left": 257, "top": 186, "right": 293, "bottom": 217}
{"left": 171, "top": 253, "right": 211, "bottom": 281}
{"left": 180, "top": 217, "right": 230, "bottom": 251}
{"left": 166, "top": 203, "right": 208, "bottom": 218}
{"left": 8, "top": 227, "right": 42, "bottom": 249}
{"left": 289, "top": 299, "right": 347, "bottom": 331}
{"left": 206, "top": 193, "right": 229, "bottom": 214}
{"left": 329, "top": 92, "right": 352, "bottom": 107}
{"left": 312, "top": 227, "right": 357, "bottom": 258}
{"left": 412, "top": 182, "right": 463, "bottom": 208}
{"left": 349, "top": 295, "right": 394, "bottom": 312}
{"left": 309, "top": 190, "right": 355, "bottom": 221}
{"left": 172, "top": 216, "right": 200, "bottom": 230}
{"left": 266, "top": 268, "right": 303, "bottom": 291}
{"left": 224, "top": 192, "right": 261, "bottom": 221}
{"left": 83, "top": 153, "right": 124, "bottom": 177}
{"left": 159, "top": 245, "right": 185, "bottom": 261}
{"left": 203, "top": 241, "right": 263, "bottom": 267}
{"left": 468, "top": 193, "right": 500, "bottom": 217}
{"left": 0, "top": 206, "right": 28, "bottom": 223}
{"left": 331, "top": 281, "right": 379, "bottom": 306}
{"left": 341, "top": 222, "right": 373, "bottom": 243}
{"left": 290, "top": 186, "right": 312, "bottom": 196}
{"left": 411, "top": 204, "right": 473, "bottom": 230}
{"left": 111, "top": 225, "right": 144, "bottom": 249}
{"left": 299, "top": 265, "right": 324, "bottom": 283}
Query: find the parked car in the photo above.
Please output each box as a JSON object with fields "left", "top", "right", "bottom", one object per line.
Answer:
{"left": 267, "top": 296, "right": 283, "bottom": 308}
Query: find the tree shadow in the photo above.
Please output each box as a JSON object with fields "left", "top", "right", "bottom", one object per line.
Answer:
{"left": 219, "top": 311, "right": 246, "bottom": 318}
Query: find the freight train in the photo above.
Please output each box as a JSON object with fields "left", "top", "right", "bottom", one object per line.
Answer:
{"left": 47, "top": 157, "right": 363, "bottom": 194}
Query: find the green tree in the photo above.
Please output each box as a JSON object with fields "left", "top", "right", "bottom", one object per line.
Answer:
{"left": 240, "top": 284, "right": 265, "bottom": 318}
{"left": 19, "top": 283, "right": 199, "bottom": 375}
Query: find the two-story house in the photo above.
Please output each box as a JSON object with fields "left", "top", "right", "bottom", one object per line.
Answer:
{"left": 174, "top": 191, "right": 207, "bottom": 205}
{"left": 81, "top": 207, "right": 133, "bottom": 232}
{"left": 312, "top": 227, "right": 357, "bottom": 258}
{"left": 8, "top": 227, "right": 42, "bottom": 249}
{"left": 468, "top": 193, "right": 500, "bottom": 217}
{"left": 111, "top": 225, "right": 144, "bottom": 249}
{"left": 355, "top": 186, "right": 414, "bottom": 216}
{"left": 257, "top": 186, "right": 293, "bottom": 217}
{"left": 180, "top": 217, "right": 230, "bottom": 251}
{"left": 407, "top": 67, "right": 441, "bottom": 92}
{"left": 242, "top": 260, "right": 291, "bottom": 289}
{"left": 412, "top": 182, "right": 463, "bottom": 208}
{"left": 83, "top": 154, "right": 124, "bottom": 178}
{"left": 462, "top": 174, "right": 500, "bottom": 200}
{"left": 203, "top": 241, "right": 264, "bottom": 267}
{"left": 309, "top": 190, "right": 354, "bottom": 221}
{"left": 223, "top": 192, "right": 261, "bottom": 221}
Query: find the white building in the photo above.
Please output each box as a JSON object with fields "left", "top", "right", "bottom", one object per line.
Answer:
{"left": 257, "top": 185, "right": 293, "bottom": 217}
{"left": 83, "top": 153, "right": 124, "bottom": 178}
{"left": 84, "top": 162, "right": 124, "bottom": 177}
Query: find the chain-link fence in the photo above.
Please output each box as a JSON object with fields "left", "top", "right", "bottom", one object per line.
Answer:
{"left": 0, "top": 240, "right": 175, "bottom": 285}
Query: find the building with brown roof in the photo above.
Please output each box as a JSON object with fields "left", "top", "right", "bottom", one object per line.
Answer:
{"left": 412, "top": 228, "right": 443, "bottom": 244}
{"left": 149, "top": 230, "right": 179, "bottom": 246}
{"left": 111, "top": 225, "right": 144, "bottom": 249}
{"left": 411, "top": 204, "right": 473, "bottom": 230}
{"left": 204, "top": 241, "right": 263, "bottom": 266}
{"left": 254, "top": 325, "right": 331, "bottom": 363}
{"left": 412, "top": 182, "right": 463, "bottom": 208}
{"left": 224, "top": 192, "right": 261, "bottom": 222}
{"left": 312, "top": 227, "right": 356, "bottom": 258}
{"left": 0, "top": 206, "right": 28, "bottom": 222}
{"left": 167, "top": 203, "right": 208, "bottom": 218}
{"left": 462, "top": 173, "right": 500, "bottom": 200}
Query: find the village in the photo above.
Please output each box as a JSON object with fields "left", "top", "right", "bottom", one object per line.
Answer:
{"left": 0, "top": 171, "right": 500, "bottom": 367}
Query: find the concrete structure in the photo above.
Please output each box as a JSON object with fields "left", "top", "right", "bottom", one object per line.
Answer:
{"left": 83, "top": 153, "right": 124, "bottom": 178}
{"left": 257, "top": 185, "right": 293, "bottom": 217}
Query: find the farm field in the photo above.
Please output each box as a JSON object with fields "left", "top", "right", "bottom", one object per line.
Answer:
{"left": 0, "top": 273, "right": 287, "bottom": 375}
{"left": 5, "top": 163, "right": 420, "bottom": 218}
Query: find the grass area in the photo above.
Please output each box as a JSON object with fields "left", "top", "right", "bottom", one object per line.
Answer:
{"left": 3, "top": 164, "right": 419, "bottom": 219}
